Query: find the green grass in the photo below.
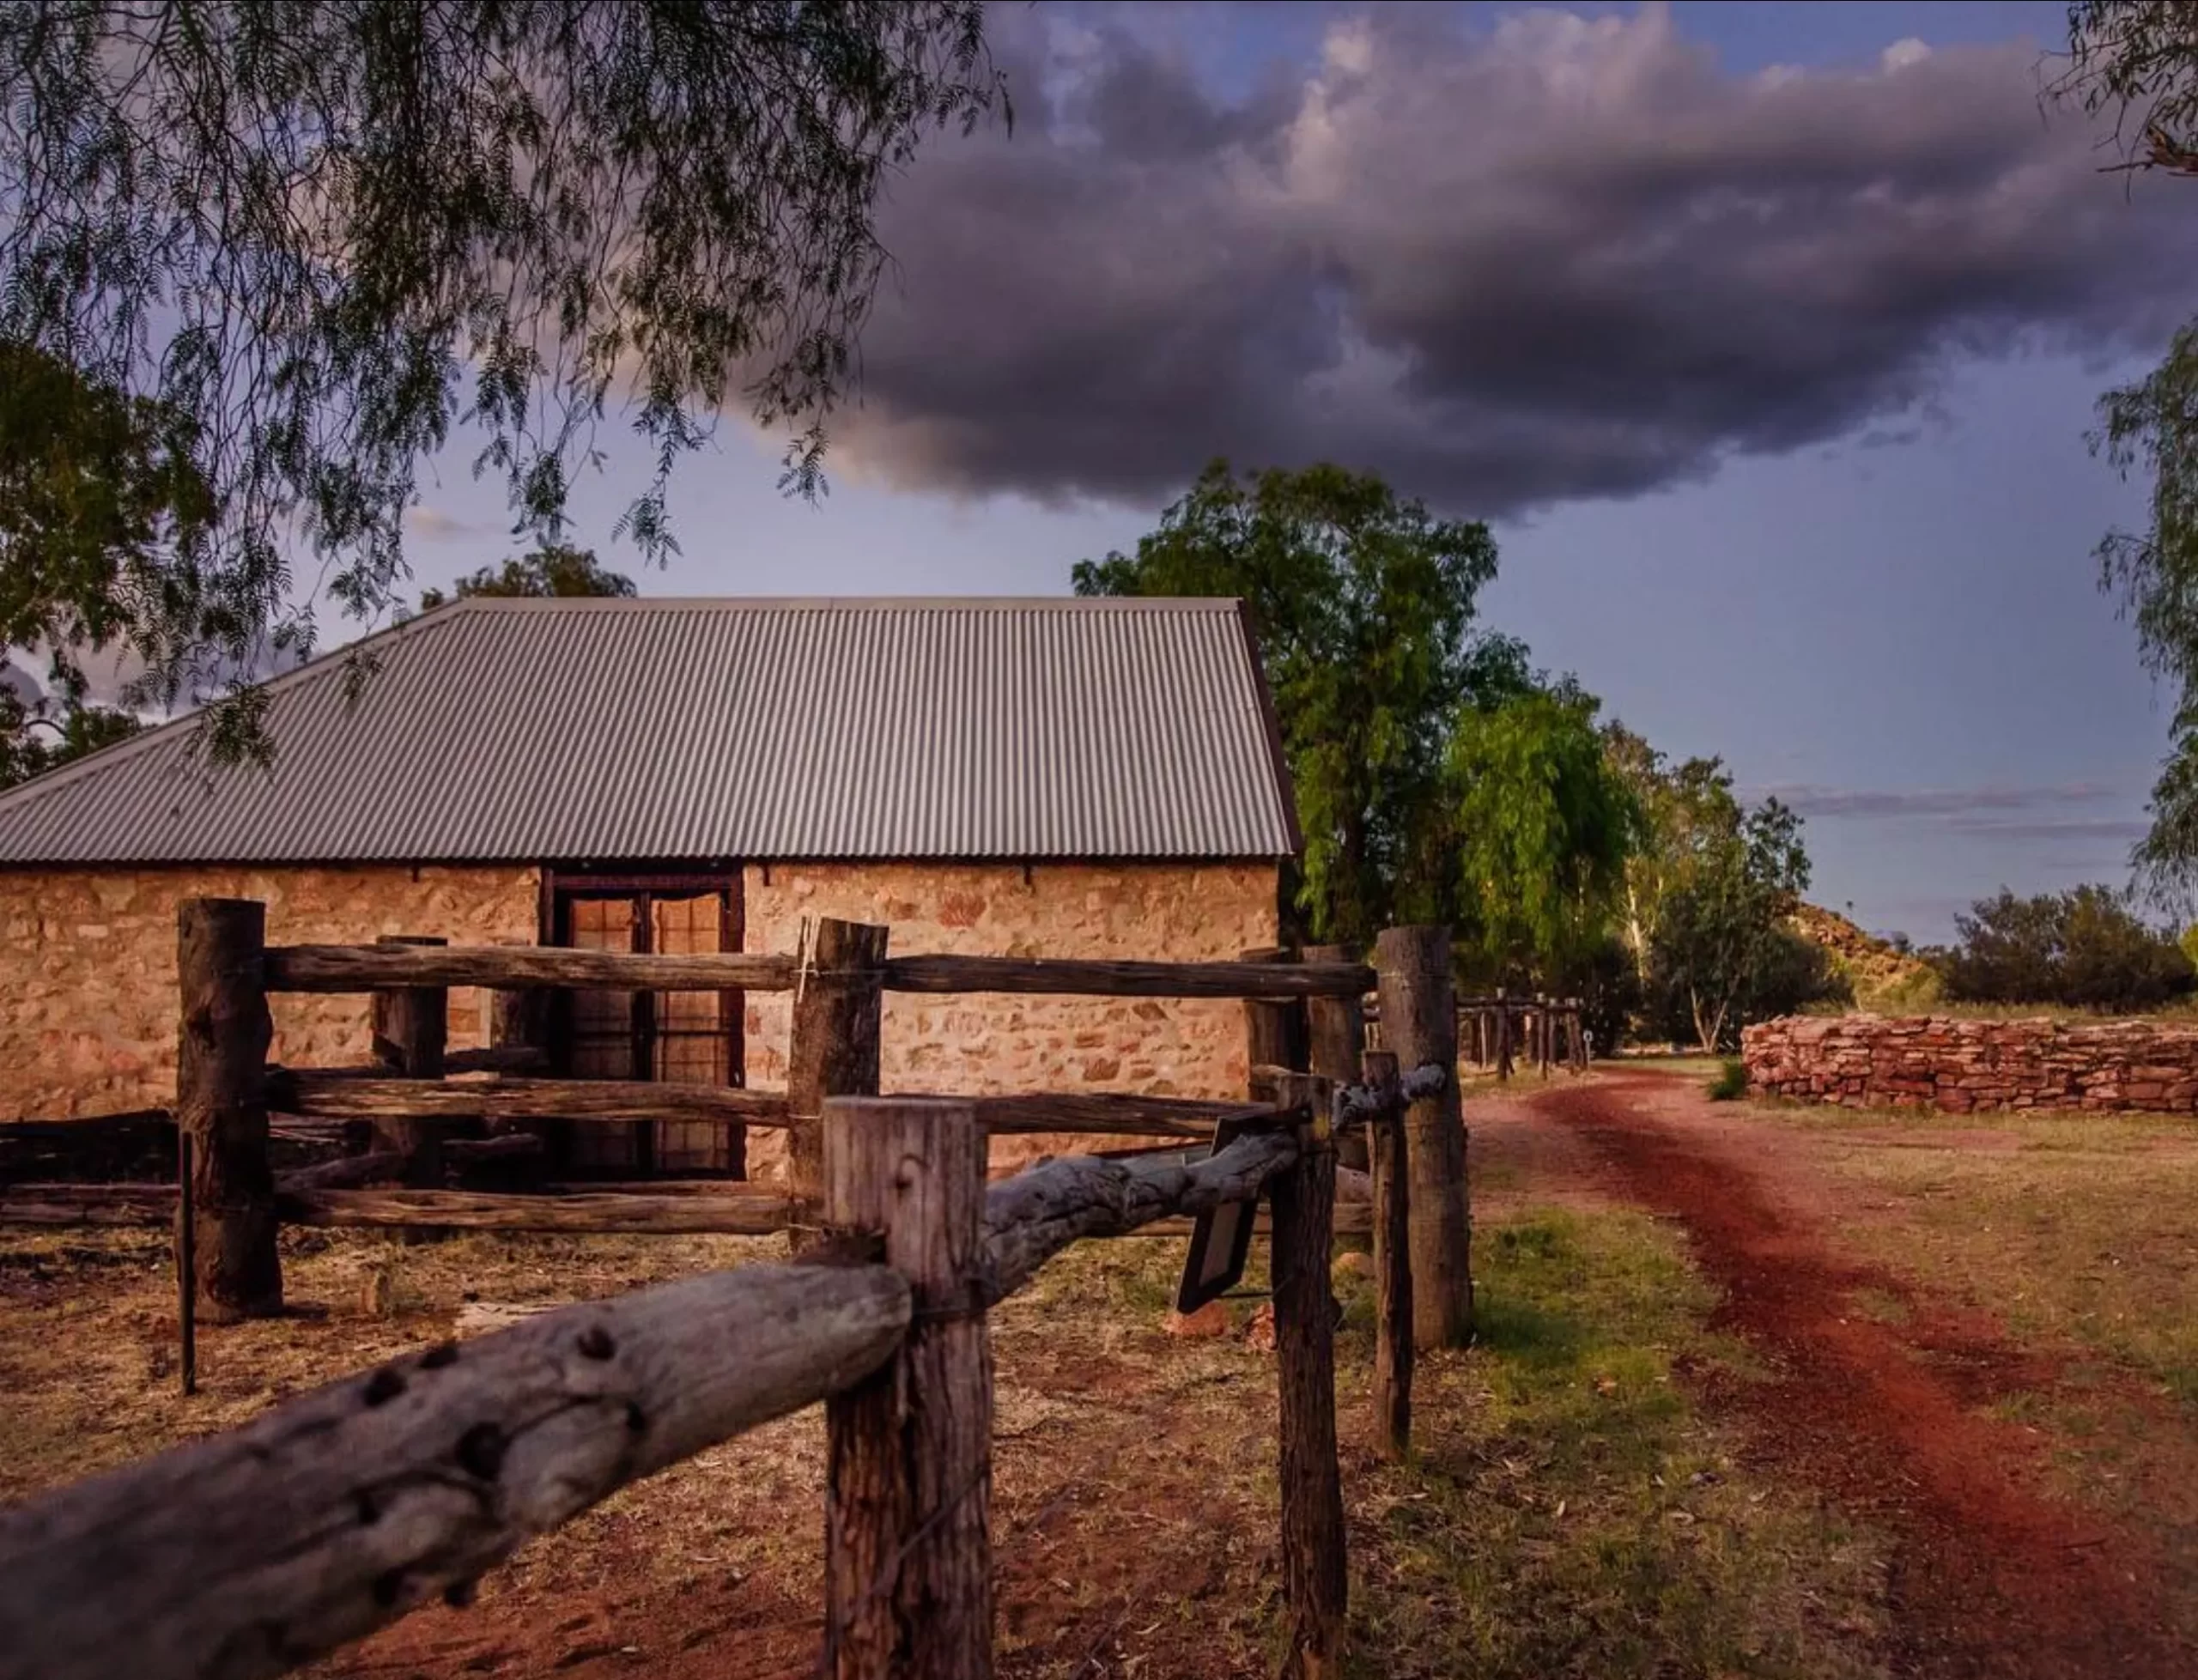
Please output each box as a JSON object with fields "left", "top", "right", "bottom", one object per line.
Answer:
{"left": 1707, "top": 1058, "right": 1749, "bottom": 1101}
{"left": 1333, "top": 1206, "right": 1887, "bottom": 1679}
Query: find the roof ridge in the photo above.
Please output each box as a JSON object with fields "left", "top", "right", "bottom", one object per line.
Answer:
{"left": 444, "top": 595, "right": 1242, "bottom": 612}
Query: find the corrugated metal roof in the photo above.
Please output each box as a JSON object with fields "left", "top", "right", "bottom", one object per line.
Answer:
{"left": 0, "top": 597, "right": 1301, "bottom": 864}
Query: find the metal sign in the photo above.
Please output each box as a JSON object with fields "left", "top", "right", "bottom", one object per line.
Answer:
{"left": 1173, "top": 1113, "right": 1263, "bottom": 1313}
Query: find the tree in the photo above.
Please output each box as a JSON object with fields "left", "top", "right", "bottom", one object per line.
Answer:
{"left": 2055, "top": 4, "right": 2198, "bottom": 895}
{"left": 0, "top": 3, "right": 1007, "bottom": 755}
{"left": 1072, "top": 460, "right": 1528, "bottom": 943}
{"left": 418, "top": 544, "right": 636, "bottom": 612}
{"left": 1442, "top": 682, "right": 1639, "bottom": 988}
{"left": 0, "top": 685, "right": 142, "bottom": 790}
{"left": 1937, "top": 884, "right": 2195, "bottom": 1010}
{"left": 1648, "top": 794, "right": 1826, "bottom": 1052}
{"left": 1601, "top": 722, "right": 1741, "bottom": 986}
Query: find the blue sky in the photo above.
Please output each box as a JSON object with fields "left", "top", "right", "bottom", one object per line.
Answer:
{"left": 395, "top": 0, "right": 2185, "bottom": 944}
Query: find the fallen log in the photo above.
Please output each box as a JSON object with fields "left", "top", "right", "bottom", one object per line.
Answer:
{"left": 0, "top": 1262, "right": 911, "bottom": 1680}
{"left": 981, "top": 1132, "right": 1302, "bottom": 1301}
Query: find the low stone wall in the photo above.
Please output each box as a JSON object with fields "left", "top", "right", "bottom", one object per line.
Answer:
{"left": 1742, "top": 1013, "right": 2198, "bottom": 1114}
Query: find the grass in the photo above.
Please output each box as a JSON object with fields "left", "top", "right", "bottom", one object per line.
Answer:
{"left": 1338, "top": 1205, "right": 1886, "bottom": 1679}
{"left": 0, "top": 1201, "right": 1896, "bottom": 1680}
{"left": 1707, "top": 1058, "right": 1749, "bottom": 1101}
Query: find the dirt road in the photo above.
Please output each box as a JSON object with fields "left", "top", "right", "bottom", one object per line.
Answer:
{"left": 1521, "top": 1070, "right": 2190, "bottom": 1680}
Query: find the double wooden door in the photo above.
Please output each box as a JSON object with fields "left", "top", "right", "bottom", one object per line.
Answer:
{"left": 551, "top": 876, "right": 746, "bottom": 1177}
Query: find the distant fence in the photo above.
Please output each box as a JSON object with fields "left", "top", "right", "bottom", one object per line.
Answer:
{"left": 0, "top": 902, "right": 1477, "bottom": 1680}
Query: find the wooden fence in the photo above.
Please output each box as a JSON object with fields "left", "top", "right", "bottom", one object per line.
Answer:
{"left": 1455, "top": 993, "right": 1588, "bottom": 1080}
{"left": 0, "top": 901, "right": 1473, "bottom": 1680}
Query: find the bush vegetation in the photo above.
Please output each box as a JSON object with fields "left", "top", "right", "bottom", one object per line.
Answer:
{"left": 1928, "top": 885, "right": 2195, "bottom": 1013}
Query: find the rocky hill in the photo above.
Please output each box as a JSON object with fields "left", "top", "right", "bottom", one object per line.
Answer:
{"left": 1787, "top": 902, "right": 1940, "bottom": 1009}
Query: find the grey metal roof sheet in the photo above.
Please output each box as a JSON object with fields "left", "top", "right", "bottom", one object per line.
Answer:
{"left": 0, "top": 597, "right": 1301, "bottom": 864}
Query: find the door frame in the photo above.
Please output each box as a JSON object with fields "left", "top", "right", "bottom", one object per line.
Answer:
{"left": 540, "top": 867, "right": 748, "bottom": 1176}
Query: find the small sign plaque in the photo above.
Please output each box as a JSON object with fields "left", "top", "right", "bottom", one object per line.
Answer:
{"left": 1173, "top": 1113, "right": 1263, "bottom": 1313}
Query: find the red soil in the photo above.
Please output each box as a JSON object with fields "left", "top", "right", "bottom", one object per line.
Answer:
{"left": 1534, "top": 1070, "right": 2191, "bottom": 1680}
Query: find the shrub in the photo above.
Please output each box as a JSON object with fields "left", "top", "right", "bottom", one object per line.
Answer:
{"left": 1936, "top": 885, "right": 2195, "bottom": 1012}
{"left": 1708, "top": 1058, "right": 1748, "bottom": 1101}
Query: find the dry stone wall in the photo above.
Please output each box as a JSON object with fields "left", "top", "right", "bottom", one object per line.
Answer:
{"left": 1743, "top": 1013, "right": 2198, "bottom": 1114}
{"left": 0, "top": 865, "right": 543, "bottom": 1120}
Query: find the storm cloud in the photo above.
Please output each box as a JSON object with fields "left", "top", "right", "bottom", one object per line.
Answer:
{"left": 822, "top": 3, "right": 2195, "bottom": 516}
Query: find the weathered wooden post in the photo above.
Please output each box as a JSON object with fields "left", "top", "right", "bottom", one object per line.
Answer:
{"left": 1272, "top": 1070, "right": 1347, "bottom": 1677}
{"left": 1495, "top": 989, "right": 1513, "bottom": 1083}
{"left": 176, "top": 1132, "right": 197, "bottom": 1397}
{"left": 1242, "top": 944, "right": 1309, "bottom": 1077}
{"left": 1363, "top": 1049, "right": 1412, "bottom": 1459}
{"left": 490, "top": 979, "right": 559, "bottom": 1180}
{"left": 175, "top": 898, "right": 281, "bottom": 1321}
{"left": 788, "top": 919, "right": 888, "bottom": 1249}
{"left": 1305, "top": 943, "right": 1367, "bottom": 1175}
{"left": 373, "top": 934, "right": 448, "bottom": 1240}
{"left": 823, "top": 1096, "right": 992, "bottom": 1679}
{"left": 1373, "top": 925, "right": 1472, "bottom": 1348}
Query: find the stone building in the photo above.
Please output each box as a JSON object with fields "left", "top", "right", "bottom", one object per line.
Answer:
{"left": 0, "top": 597, "right": 1299, "bottom": 1169}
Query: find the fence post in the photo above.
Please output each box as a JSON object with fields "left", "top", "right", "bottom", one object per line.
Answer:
{"left": 1242, "top": 944, "right": 1309, "bottom": 1078}
{"left": 373, "top": 934, "right": 448, "bottom": 1240}
{"left": 1495, "top": 989, "right": 1512, "bottom": 1083}
{"left": 823, "top": 1096, "right": 992, "bottom": 1680}
{"left": 1363, "top": 1049, "right": 1412, "bottom": 1459}
{"left": 789, "top": 919, "right": 888, "bottom": 1249}
{"left": 1373, "top": 925, "right": 1472, "bottom": 1348}
{"left": 175, "top": 898, "right": 281, "bottom": 1322}
{"left": 490, "top": 979, "right": 558, "bottom": 1180}
{"left": 1272, "top": 1071, "right": 1347, "bottom": 1677}
{"left": 1304, "top": 943, "right": 1366, "bottom": 1174}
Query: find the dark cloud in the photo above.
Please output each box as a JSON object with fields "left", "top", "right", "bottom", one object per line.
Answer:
{"left": 1758, "top": 780, "right": 2123, "bottom": 819}
{"left": 822, "top": 4, "right": 2194, "bottom": 515}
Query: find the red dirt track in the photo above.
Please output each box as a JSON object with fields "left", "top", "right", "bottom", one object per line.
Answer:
{"left": 1533, "top": 1070, "right": 2189, "bottom": 1680}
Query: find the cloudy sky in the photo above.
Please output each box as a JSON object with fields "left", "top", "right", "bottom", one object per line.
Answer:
{"left": 398, "top": 0, "right": 2194, "bottom": 944}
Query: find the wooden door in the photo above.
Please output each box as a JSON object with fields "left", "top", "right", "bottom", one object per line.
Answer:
{"left": 550, "top": 876, "right": 746, "bottom": 1178}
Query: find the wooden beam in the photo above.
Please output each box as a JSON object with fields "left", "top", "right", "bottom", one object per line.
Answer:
{"left": 0, "top": 1263, "right": 911, "bottom": 1680}
{"left": 883, "top": 954, "right": 1375, "bottom": 999}
{"left": 265, "top": 943, "right": 798, "bottom": 994}
{"left": 0, "top": 1184, "right": 176, "bottom": 1228}
{"left": 176, "top": 899, "right": 282, "bottom": 1322}
{"left": 824, "top": 1098, "right": 993, "bottom": 1679}
{"left": 967, "top": 1092, "right": 1273, "bottom": 1139}
{"left": 1306, "top": 943, "right": 1368, "bottom": 1175}
{"left": 372, "top": 935, "right": 448, "bottom": 1241}
{"left": 268, "top": 1072, "right": 793, "bottom": 1128}
{"left": 276, "top": 1186, "right": 796, "bottom": 1236}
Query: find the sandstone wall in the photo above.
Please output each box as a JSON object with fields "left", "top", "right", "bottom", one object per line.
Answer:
{"left": 1743, "top": 1013, "right": 2198, "bottom": 1114}
{"left": 0, "top": 866, "right": 543, "bottom": 1120}
{"left": 741, "top": 861, "right": 1280, "bottom": 1174}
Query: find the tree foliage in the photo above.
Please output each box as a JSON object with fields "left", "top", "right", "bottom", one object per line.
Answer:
{"left": 2055, "top": 4, "right": 2198, "bottom": 895}
{"left": 1442, "top": 682, "right": 1639, "bottom": 987}
{"left": 1935, "top": 884, "right": 2195, "bottom": 1010}
{"left": 0, "top": 2, "right": 1006, "bottom": 753}
{"left": 419, "top": 543, "right": 635, "bottom": 611}
{"left": 1072, "top": 459, "right": 1528, "bottom": 944}
{"left": 1601, "top": 722, "right": 1743, "bottom": 986}
{"left": 0, "top": 682, "right": 140, "bottom": 790}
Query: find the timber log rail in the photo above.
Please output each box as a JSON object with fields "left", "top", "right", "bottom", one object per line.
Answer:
{"left": 1454, "top": 994, "right": 1588, "bottom": 1080}
{"left": 0, "top": 902, "right": 1474, "bottom": 1680}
